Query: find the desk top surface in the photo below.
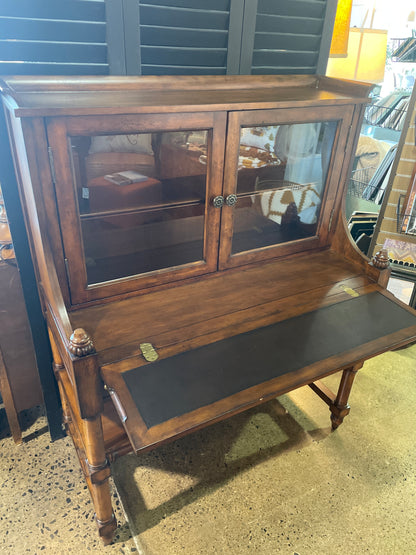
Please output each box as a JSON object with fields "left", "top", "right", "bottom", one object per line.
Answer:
{"left": 122, "top": 291, "right": 416, "bottom": 429}
{"left": 70, "top": 249, "right": 380, "bottom": 366}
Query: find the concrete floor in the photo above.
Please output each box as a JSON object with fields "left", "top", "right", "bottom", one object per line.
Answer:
{"left": 1, "top": 345, "right": 416, "bottom": 554}
{"left": 113, "top": 346, "right": 416, "bottom": 555}
{"left": 0, "top": 406, "right": 137, "bottom": 554}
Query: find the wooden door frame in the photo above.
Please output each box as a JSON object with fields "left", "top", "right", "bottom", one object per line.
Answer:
{"left": 46, "top": 111, "right": 227, "bottom": 305}
{"left": 218, "top": 104, "right": 355, "bottom": 270}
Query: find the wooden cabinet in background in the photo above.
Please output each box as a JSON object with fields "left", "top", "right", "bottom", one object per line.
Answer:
{"left": 0, "top": 261, "right": 42, "bottom": 443}
{"left": 2, "top": 75, "right": 416, "bottom": 544}
{"left": 0, "top": 187, "right": 42, "bottom": 443}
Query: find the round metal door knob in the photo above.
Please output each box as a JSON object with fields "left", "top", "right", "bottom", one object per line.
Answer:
{"left": 225, "top": 194, "right": 238, "bottom": 207}
{"left": 212, "top": 195, "right": 224, "bottom": 208}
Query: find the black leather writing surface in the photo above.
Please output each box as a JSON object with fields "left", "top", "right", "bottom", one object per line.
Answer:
{"left": 122, "top": 292, "right": 416, "bottom": 428}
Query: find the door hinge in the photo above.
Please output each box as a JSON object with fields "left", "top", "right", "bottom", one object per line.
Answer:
{"left": 140, "top": 342, "right": 159, "bottom": 362}
{"left": 340, "top": 284, "right": 360, "bottom": 298}
{"left": 64, "top": 257, "right": 71, "bottom": 289}
{"left": 328, "top": 208, "right": 335, "bottom": 232}
{"left": 48, "top": 147, "right": 57, "bottom": 184}
{"left": 344, "top": 124, "right": 353, "bottom": 153}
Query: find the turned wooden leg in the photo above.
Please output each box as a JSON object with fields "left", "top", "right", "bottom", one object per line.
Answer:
{"left": 83, "top": 417, "right": 117, "bottom": 545}
{"left": 48, "top": 327, "right": 116, "bottom": 544}
{"left": 330, "top": 364, "right": 361, "bottom": 430}
{"left": 48, "top": 329, "right": 71, "bottom": 427}
{"left": 56, "top": 374, "right": 72, "bottom": 428}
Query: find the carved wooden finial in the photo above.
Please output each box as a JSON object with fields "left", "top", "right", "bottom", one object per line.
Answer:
{"left": 69, "top": 328, "right": 95, "bottom": 357}
{"left": 372, "top": 248, "right": 390, "bottom": 269}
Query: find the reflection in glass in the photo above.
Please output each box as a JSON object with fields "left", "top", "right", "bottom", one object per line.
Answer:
{"left": 232, "top": 121, "right": 338, "bottom": 254}
{"left": 69, "top": 130, "right": 209, "bottom": 284}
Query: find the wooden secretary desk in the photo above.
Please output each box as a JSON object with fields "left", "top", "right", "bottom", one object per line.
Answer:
{"left": 2, "top": 75, "right": 416, "bottom": 544}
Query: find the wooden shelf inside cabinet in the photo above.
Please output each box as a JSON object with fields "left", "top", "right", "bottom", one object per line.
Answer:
{"left": 78, "top": 174, "right": 207, "bottom": 219}
{"left": 79, "top": 198, "right": 204, "bottom": 221}
{"left": 3, "top": 74, "right": 416, "bottom": 546}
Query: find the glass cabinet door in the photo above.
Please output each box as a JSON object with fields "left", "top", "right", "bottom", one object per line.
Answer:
{"left": 219, "top": 106, "right": 354, "bottom": 268}
{"left": 47, "top": 112, "right": 226, "bottom": 304}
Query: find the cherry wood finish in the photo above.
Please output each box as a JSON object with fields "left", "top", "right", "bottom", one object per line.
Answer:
{"left": 2, "top": 75, "right": 416, "bottom": 545}
{"left": 1, "top": 75, "right": 372, "bottom": 117}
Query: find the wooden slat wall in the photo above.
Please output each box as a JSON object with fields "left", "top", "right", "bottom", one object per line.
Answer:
{"left": 137, "top": 0, "right": 232, "bottom": 75}
{"left": 0, "top": 1, "right": 335, "bottom": 77}
{"left": 251, "top": 0, "right": 327, "bottom": 75}
{"left": 0, "top": 0, "right": 109, "bottom": 75}
{"left": 128, "top": 0, "right": 334, "bottom": 76}
{"left": 370, "top": 88, "right": 416, "bottom": 256}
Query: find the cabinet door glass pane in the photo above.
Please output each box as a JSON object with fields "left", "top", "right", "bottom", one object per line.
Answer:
{"left": 232, "top": 122, "right": 337, "bottom": 254}
{"left": 69, "top": 130, "right": 209, "bottom": 284}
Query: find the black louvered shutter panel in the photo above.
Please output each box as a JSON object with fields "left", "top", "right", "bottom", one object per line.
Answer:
{"left": 0, "top": 0, "right": 109, "bottom": 75}
{"left": 251, "top": 0, "right": 327, "bottom": 75}
{"left": 137, "top": 0, "right": 232, "bottom": 75}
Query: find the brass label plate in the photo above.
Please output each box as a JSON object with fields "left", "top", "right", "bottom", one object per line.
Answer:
{"left": 140, "top": 342, "right": 159, "bottom": 362}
